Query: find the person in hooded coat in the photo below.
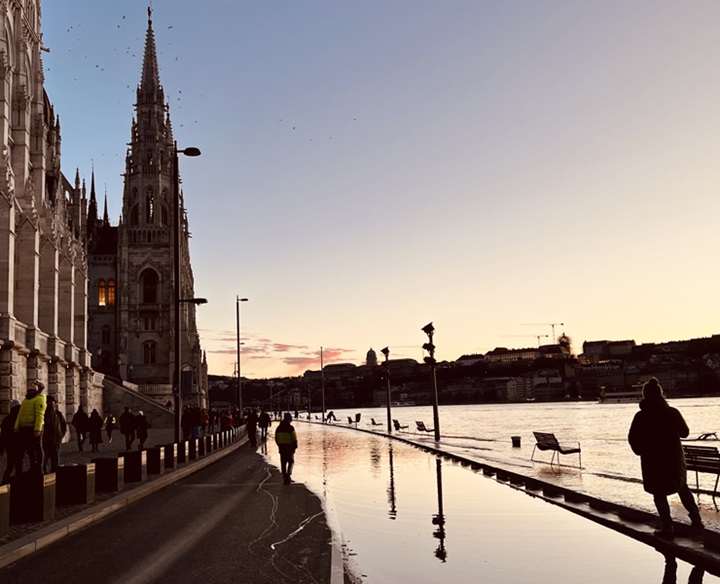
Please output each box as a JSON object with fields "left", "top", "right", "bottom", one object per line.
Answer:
{"left": 628, "top": 377, "right": 703, "bottom": 539}
{"left": 14, "top": 380, "right": 47, "bottom": 473}
{"left": 275, "top": 413, "right": 298, "bottom": 485}
{"left": 88, "top": 409, "right": 104, "bottom": 452}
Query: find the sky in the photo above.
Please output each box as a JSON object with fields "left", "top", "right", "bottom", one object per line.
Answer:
{"left": 41, "top": 1, "right": 720, "bottom": 379}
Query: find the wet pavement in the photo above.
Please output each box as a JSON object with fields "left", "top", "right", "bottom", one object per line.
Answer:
{"left": 265, "top": 422, "right": 720, "bottom": 583}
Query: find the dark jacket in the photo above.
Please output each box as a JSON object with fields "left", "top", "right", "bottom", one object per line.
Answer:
{"left": 628, "top": 395, "right": 689, "bottom": 495}
{"left": 275, "top": 421, "right": 298, "bottom": 454}
{"left": 0, "top": 406, "right": 20, "bottom": 455}
{"left": 88, "top": 411, "right": 104, "bottom": 444}
{"left": 43, "top": 407, "right": 67, "bottom": 446}
{"left": 120, "top": 410, "right": 136, "bottom": 436}
{"left": 72, "top": 408, "right": 90, "bottom": 433}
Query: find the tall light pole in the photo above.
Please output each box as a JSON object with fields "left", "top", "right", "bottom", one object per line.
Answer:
{"left": 236, "top": 296, "right": 248, "bottom": 411}
{"left": 173, "top": 143, "right": 201, "bottom": 442}
{"left": 422, "top": 322, "right": 440, "bottom": 441}
{"left": 320, "top": 347, "right": 325, "bottom": 423}
{"left": 381, "top": 347, "right": 392, "bottom": 434}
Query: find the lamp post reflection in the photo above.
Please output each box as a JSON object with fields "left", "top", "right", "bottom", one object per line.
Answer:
{"left": 432, "top": 458, "right": 447, "bottom": 562}
{"left": 387, "top": 442, "right": 397, "bottom": 519}
{"left": 381, "top": 347, "right": 392, "bottom": 434}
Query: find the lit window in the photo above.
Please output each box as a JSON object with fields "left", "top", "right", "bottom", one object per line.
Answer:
{"left": 107, "top": 280, "right": 116, "bottom": 306}
{"left": 98, "top": 280, "right": 106, "bottom": 306}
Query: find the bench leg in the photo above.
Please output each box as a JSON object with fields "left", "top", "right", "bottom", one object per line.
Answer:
{"left": 531, "top": 445, "right": 538, "bottom": 461}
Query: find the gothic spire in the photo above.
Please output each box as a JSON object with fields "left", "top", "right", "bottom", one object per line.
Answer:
{"left": 103, "top": 192, "right": 109, "bottom": 224}
{"left": 138, "top": 7, "right": 163, "bottom": 104}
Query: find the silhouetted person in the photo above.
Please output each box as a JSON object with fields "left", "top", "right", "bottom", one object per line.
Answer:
{"left": 246, "top": 409, "right": 258, "bottom": 448}
{"left": 275, "top": 413, "right": 298, "bottom": 485}
{"left": 258, "top": 410, "right": 271, "bottom": 439}
{"left": 628, "top": 378, "right": 703, "bottom": 539}
{"left": 120, "top": 407, "right": 136, "bottom": 450}
{"left": 135, "top": 411, "right": 150, "bottom": 449}
{"left": 71, "top": 405, "right": 89, "bottom": 452}
{"left": 88, "top": 409, "right": 103, "bottom": 452}
{"left": 662, "top": 555, "right": 705, "bottom": 584}
{"left": 104, "top": 412, "right": 116, "bottom": 443}
{"left": 0, "top": 400, "right": 21, "bottom": 484}
{"left": 42, "top": 395, "right": 67, "bottom": 472}
{"left": 325, "top": 411, "right": 337, "bottom": 422}
{"left": 15, "top": 380, "right": 47, "bottom": 474}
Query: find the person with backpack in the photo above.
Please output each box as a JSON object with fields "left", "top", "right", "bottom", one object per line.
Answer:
{"left": 42, "top": 395, "right": 67, "bottom": 473}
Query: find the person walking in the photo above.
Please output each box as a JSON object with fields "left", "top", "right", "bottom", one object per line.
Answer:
{"left": 14, "top": 380, "right": 47, "bottom": 474}
{"left": 88, "top": 409, "right": 104, "bottom": 452}
{"left": 104, "top": 412, "right": 117, "bottom": 443}
{"left": 275, "top": 413, "right": 298, "bottom": 485}
{"left": 119, "top": 406, "right": 136, "bottom": 451}
{"left": 258, "top": 410, "right": 271, "bottom": 440}
{"left": 71, "top": 405, "right": 89, "bottom": 452}
{"left": 42, "top": 395, "right": 67, "bottom": 473}
{"left": 0, "top": 399, "right": 22, "bottom": 484}
{"left": 135, "top": 411, "right": 150, "bottom": 449}
{"left": 628, "top": 377, "right": 704, "bottom": 539}
{"left": 246, "top": 409, "right": 259, "bottom": 448}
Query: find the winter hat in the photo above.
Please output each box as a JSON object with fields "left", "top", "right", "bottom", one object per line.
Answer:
{"left": 9, "top": 399, "right": 20, "bottom": 409}
{"left": 642, "top": 377, "right": 664, "bottom": 399}
{"left": 283, "top": 413, "right": 292, "bottom": 422}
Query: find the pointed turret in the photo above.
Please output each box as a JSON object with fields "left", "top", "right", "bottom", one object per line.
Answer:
{"left": 87, "top": 169, "right": 98, "bottom": 237}
{"left": 103, "top": 193, "right": 109, "bottom": 225}
{"left": 137, "top": 7, "right": 164, "bottom": 107}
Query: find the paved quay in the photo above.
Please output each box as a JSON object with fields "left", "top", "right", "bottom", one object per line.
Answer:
{"left": 0, "top": 428, "right": 343, "bottom": 584}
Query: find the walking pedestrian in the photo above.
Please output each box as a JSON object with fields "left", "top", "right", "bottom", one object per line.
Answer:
{"left": 200, "top": 408, "right": 209, "bottom": 436}
{"left": 246, "top": 409, "right": 258, "bottom": 448}
{"left": 71, "top": 405, "right": 89, "bottom": 451}
{"left": 275, "top": 413, "right": 298, "bottom": 485}
{"left": 0, "top": 400, "right": 22, "bottom": 484}
{"left": 42, "top": 395, "right": 67, "bottom": 472}
{"left": 104, "top": 412, "right": 117, "bottom": 443}
{"left": 14, "top": 380, "right": 47, "bottom": 474}
{"left": 628, "top": 377, "right": 704, "bottom": 539}
{"left": 119, "top": 406, "right": 136, "bottom": 451}
{"left": 136, "top": 411, "right": 150, "bottom": 449}
{"left": 88, "top": 409, "right": 103, "bottom": 452}
{"left": 258, "top": 410, "right": 271, "bottom": 439}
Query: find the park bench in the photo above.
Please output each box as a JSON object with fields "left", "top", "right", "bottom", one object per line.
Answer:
{"left": 416, "top": 421, "right": 434, "bottom": 433}
{"left": 370, "top": 418, "right": 383, "bottom": 427}
{"left": 683, "top": 444, "right": 720, "bottom": 499}
{"left": 393, "top": 419, "right": 408, "bottom": 432}
{"left": 531, "top": 431, "right": 582, "bottom": 468}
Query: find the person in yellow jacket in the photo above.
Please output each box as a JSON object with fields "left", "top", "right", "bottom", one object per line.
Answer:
{"left": 14, "top": 380, "right": 47, "bottom": 474}
{"left": 275, "top": 413, "right": 298, "bottom": 485}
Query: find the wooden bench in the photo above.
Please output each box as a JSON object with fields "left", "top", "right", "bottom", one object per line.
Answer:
{"left": 531, "top": 432, "right": 582, "bottom": 468}
{"left": 416, "top": 421, "right": 434, "bottom": 433}
{"left": 393, "top": 419, "right": 408, "bottom": 431}
{"left": 683, "top": 444, "right": 720, "bottom": 499}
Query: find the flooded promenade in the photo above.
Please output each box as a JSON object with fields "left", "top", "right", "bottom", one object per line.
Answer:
{"left": 264, "top": 420, "right": 720, "bottom": 583}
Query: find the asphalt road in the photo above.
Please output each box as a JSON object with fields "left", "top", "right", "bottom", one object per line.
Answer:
{"left": 0, "top": 446, "right": 333, "bottom": 584}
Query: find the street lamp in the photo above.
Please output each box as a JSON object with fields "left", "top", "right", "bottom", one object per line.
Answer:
{"left": 236, "top": 296, "right": 249, "bottom": 411}
{"left": 174, "top": 143, "right": 201, "bottom": 442}
{"left": 381, "top": 347, "right": 391, "bottom": 433}
{"left": 421, "top": 322, "right": 441, "bottom": 441}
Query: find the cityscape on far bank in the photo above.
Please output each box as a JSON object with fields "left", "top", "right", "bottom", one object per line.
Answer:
{"left": 209, "top": 333, "right": 720, "bottom": 411}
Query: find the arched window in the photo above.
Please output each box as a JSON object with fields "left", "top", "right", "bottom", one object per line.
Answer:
{"left": 98, "top": 280, "right": 106, "bottom": 306}
{"left": 107, "top": 280, "right": 116, "bottom": 306}
{"left": 140, "top": 269, "right": 159, "bottom": 303}
{"left": 101, "top": 325, "right": 111, "bottom": 344}
{"left": 143, "top": 341, "right": 157, "bottom": 364}
{"left": 130, "top": 204, "right": 139, "bottom": 226}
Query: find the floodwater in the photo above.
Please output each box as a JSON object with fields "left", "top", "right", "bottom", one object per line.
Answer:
{"left": 325, "top": 399, "right": 720, "bottom": 520}
{"left": 263, "top": 422, "right": 720, "bottom": 584}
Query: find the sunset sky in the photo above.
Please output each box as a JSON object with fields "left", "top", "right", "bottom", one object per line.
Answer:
{"left": 42, "top": 1, "right": 720, "bottom": 378}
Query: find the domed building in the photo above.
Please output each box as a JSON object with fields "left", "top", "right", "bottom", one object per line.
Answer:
{"left": 366, "top": 348, "right": 378, "bottom": 367}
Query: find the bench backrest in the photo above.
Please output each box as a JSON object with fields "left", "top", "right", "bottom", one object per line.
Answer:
{"left": 683, "top": 445, "right": 720, "bottom": 472}
{"left": 416, "top": 421, "right": 427, "bottom": 431}
{"left": 533, "top": 432, "right": 560, "bottom": 451}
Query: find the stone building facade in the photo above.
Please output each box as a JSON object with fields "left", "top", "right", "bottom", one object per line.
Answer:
{"left": 0, "top": 1, "right": 102, "bottom": 417}
{"left": 86, "top": 12, "right": 208, "bottom": 408}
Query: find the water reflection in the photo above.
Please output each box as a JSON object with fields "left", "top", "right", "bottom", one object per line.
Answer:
{"left": 387, "top": 443, "right": 397, "bottom": 520}
{"left": 662, "top": 555, "right": 705, "bottom": 584}
{"left": 433, "top": 458, "right": 447, "bottom": 562}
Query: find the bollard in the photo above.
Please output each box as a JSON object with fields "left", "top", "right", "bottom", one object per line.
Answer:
{"left": 93, "top": 457, "right": 124, "bottom": 492}
{"left": 56, "top": 464, "right": 96, "bottom": 505}
{"left": 162, "top": 443, "right": 178, "bottom": 469}
{"left": 121, "top": 450, "right": 147, "bottom": 483}
{"left": 176, "top": 440, "right": 188, "bottom": 464}
{"left": 9, "top": 472, "right": 56, "bottom": 523}
{"left": 0, "top": 484, "right": 9, "bottom": 537}
{"left": 511, "top": 436, "right": 521, "bottom": 448}
{"left": 188, "top": 437, "right": 198, "bottom": 461}
{"left": 198, "top": 436, "right": 206, "bottom": 457}
{"left": 145, "top": 447, "right": 165, "bottom": 475}
{"left": 212, "top": 433, "right": 219, "bottom": 450}
{"left": 205, "top": 435, "right": 213, "bottom": 454}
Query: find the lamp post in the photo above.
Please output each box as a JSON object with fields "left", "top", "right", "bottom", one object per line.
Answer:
{"left": 320, "top": 347, "right": 325, "bottom": 423}
{"left": 381, "top": 347, "right": 391, "bottom": 434}
{"left": 421, "top": 322, "right": 440, "bottom": 441}
{"left": 236, "top": 296, "right": 248, "bottom": 411}
{"left": 173, "top": 143, "right": 201, "bottom": 442}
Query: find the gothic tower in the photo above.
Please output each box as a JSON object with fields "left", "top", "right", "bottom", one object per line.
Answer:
{"left": 87, "top": 10, "right": 206, "bottom": 405}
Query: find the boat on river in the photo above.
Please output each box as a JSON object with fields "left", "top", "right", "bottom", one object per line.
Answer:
{"left": 598, "top": 388, "right": 642, "bottom": 403}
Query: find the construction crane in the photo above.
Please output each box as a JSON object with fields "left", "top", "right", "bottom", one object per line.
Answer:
{"left": 521, "top": 323, "right": 564, "bottom": 343}
{"left": 501, "top": 334, "right": 549, "bottom": 347}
